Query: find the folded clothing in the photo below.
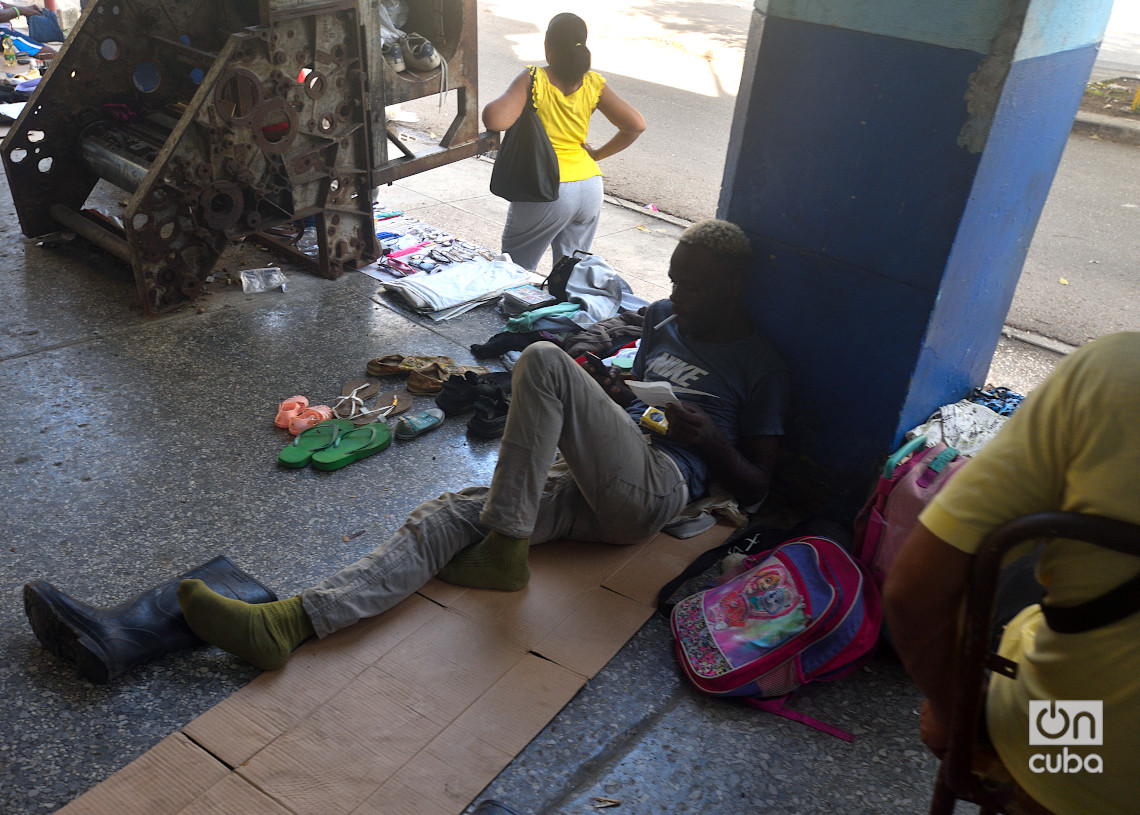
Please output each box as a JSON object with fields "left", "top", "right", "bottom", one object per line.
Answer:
{"left": 505, "top": 302, "right": 581, "bottom": 332}
{"left": 383, "top": 258, "right": 528, "bottom": 313}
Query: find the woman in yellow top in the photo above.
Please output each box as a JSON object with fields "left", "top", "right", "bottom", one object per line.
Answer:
{"left": 482, "top": 13, "right": 646, "bottom": 272}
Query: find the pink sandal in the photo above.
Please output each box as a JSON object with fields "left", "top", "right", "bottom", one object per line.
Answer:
{"left": 275, "top": 395, "right": 309, "bottom": 428}
{"left": 288, "top": 405, "right": 334, "bottom": 435}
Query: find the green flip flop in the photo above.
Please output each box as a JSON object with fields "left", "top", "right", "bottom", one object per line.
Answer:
{"left": 310, "top": 422, "right": 392, "bottom": 471}
{"left": 278, "top": 419, "right": 356, "bottom": 468}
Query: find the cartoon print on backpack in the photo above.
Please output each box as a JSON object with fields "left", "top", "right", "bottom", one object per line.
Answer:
{"left": 707, "top": 564, "right": 807, "bottom": 651}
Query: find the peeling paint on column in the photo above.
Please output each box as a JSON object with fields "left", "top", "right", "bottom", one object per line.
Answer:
{"left": 958, "top": 0, "right": 1029, "bottom": 153}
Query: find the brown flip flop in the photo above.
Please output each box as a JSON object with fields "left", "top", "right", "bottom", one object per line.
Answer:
{"left": 371, "top": 390, "right": 413, "bottom": 421}
{"left": 332, "top": 378, "right": 383, "bottom": 423}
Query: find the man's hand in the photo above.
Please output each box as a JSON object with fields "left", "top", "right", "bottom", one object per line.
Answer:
{"left": 13, "top": 4, "right": 43, "bottom": 15}
{"left": 663, "top": 401, "right": 719, "bottom": 446}
{"left": 582, "top": 353, "right": 634, "bottom": 407}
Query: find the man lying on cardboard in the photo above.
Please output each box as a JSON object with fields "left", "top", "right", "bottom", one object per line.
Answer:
{"left": 26, "top": 219, "right": 790, "bottom": 679}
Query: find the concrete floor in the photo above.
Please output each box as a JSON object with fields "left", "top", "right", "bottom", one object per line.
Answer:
{"left": 0, "top": 152, "right": 1022, "bottom": 815}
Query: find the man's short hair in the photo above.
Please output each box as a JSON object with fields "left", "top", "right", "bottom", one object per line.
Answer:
{"left": 677, "top": 219, "right": 751, "bottom": 272}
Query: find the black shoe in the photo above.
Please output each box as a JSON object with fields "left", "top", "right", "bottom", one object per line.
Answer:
{"left": 24, "top": 556, "right": 277, "bottom": 683}
{"left": 435, "top": 371, "right": 512, "bottom": 416}
{"left": 466, "top": 387, "right": 511, "bottom": 438}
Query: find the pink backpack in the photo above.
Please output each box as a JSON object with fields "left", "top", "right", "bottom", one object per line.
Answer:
{"left": 853, "top": 436, "right": 969, "bottom": 589}
{"left": 669, "top": 535, "right": 881, "bottom": 739}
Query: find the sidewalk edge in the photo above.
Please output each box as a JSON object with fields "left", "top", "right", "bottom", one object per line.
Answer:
{"left": 1001, "top": 326, "right": 1079, "bottom": 356}
{"left": 1072, "top": 110, "right": 1140, "bottom": 145}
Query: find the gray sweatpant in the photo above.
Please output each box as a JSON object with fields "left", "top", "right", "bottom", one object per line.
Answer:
{"left": 300, "top": 342, "right": 688, "bottom": 637}
{"left": 500, "top": 175, "right": 604, "bottom": 271}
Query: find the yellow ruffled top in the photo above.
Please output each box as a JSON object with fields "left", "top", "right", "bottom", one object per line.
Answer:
{"left": 529, "top": 66, "right": 606, "bottom": 182}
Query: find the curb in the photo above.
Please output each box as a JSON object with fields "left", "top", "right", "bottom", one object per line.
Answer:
{"left": 603, "top": 193, "right": 691, "bottom": 228}
{"left": 1001, "top": 326, "right": 1078, "bottom": 356}
{"left": 1071, "top": 110, "right": 1140, "bottom": 145}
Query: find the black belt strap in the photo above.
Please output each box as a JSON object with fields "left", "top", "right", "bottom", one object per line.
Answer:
{"left": 1041, "top": 570, "right": 1140, "bottom": 633}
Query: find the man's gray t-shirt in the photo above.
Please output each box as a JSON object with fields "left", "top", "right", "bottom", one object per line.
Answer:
{"left": 626, "top": 300, "right": 790, "bottom": 500}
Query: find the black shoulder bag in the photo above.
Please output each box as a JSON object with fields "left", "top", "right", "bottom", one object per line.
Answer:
{"left": 489, "top": 67, "right": 560, "bottom": 203}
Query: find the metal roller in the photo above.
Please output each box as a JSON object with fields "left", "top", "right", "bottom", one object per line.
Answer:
{"left": 49, "top": 204, "right": 132, "bottom": 263}
{"left": 79, "top": 137, "right": 152, "bottom": 195}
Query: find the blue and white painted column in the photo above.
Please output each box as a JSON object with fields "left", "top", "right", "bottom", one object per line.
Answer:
{"left": 720, "top": 0, "right": 1114, "bottom": 517}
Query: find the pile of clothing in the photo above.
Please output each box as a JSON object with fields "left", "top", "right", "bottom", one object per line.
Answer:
{"left": 471, "top": 253, "right": 649, "bottom": 368}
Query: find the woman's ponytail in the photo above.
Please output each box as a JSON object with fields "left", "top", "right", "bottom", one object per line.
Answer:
{"left": 545, "top": 13, "right": 590, "bottom": 85}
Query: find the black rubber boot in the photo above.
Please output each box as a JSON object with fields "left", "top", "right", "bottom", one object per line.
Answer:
{"left": 24, "top": 556, "right": 278, "bottom": 683}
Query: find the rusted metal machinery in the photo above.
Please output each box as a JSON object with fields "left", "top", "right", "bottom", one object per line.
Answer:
{"left": 1, "top": 0, "right": 497, "bottom": 314}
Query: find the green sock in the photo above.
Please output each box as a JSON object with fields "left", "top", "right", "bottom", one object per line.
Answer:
{"left": 436, "top": 529, "right": 531, "bottom": 591}
{"left": 177, "top": 580, "right": 315, "bottom": 671}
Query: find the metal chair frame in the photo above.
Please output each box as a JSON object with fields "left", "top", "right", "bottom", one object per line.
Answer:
{"left": 930, "top": 511, "right": 1140, "bottom": 815}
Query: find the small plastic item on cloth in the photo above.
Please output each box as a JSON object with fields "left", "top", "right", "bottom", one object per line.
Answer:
{"left": 382, "top": 257, "right": 417, "bottom": 276}
{"left": 386, "top": 241, "right": 432, "bottom": 261}
{"left": 376, "top": 231, "right": 403, "bottom": 252}
{"left": 240, "top": 267, "right": 288, "bottom": 293}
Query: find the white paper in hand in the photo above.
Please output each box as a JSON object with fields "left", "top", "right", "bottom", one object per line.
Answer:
{"left": 627, "top": 380, "right": 679, "bottom": 407}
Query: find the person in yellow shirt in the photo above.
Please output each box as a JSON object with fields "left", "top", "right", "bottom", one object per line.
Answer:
{"left": 482, "top": 13, "right": 646, "bottom": 271}
{"left": 884, "top": 332, "right": 1140, "bottom": 815}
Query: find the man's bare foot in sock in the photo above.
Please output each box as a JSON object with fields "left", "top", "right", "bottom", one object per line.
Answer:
{"left": 436, "top": 530, "right": 530, "bottom": 590}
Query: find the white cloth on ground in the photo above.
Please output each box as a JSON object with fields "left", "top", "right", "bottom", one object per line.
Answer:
{"left": 382, "top": 258, "right": 529, "bottom": 314}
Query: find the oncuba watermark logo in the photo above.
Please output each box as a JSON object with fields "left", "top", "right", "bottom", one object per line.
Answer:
{"left": 1028, "top": 700, "right": 1103, "bottom": 774}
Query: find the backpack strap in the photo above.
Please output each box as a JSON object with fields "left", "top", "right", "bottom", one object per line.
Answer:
{"left": 743, "top": 696, "right": 855, "bottom": 742}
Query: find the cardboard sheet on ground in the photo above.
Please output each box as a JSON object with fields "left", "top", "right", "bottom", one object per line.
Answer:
{"left": 55, "top": 523, "right": 736, "bottom": 815}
